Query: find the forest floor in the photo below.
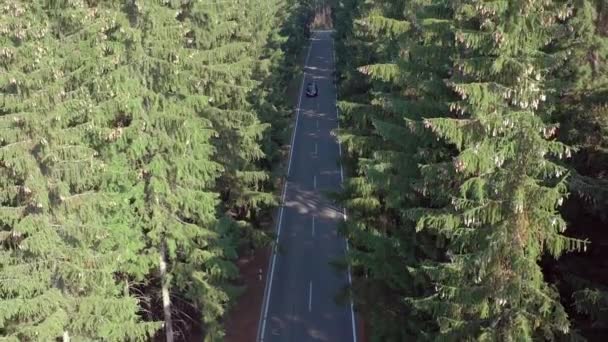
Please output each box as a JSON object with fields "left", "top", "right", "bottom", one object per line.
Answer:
{"left": 222, "top": 247, "right": 270, "bottom": 342}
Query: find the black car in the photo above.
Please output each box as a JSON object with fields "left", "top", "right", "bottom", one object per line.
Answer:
{"left": 305, "top": 82, "right": 318, "bottom": 97}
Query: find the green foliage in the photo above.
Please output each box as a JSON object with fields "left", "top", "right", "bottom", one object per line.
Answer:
{"left": 334, "top": 0, "right": 452, "bottom": 340}
{"left": 429, "top": 2, "right": 583, "bottom": 337}
{"left": 334, "top": 0, "right": 606, "bottom": 341}
{"left": 0, "top": 2, "right": 158, "bottom": 340}
{"left": 545, "top": 1, "right": 608, "bottom": 339}
{"left": 1, "top": 0, "right": 305, "bottom": 340}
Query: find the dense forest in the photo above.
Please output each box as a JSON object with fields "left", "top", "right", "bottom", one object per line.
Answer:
{"left": 2, "top": 0, "right": 607, "bottom": 341}
{"left": 333, "top": 0, "right": 608, "bottom": 341}
{"left": 0, "top": 0, "right": 314, "bottom": 341}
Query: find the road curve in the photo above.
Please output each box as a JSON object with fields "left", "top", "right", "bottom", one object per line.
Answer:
{"left": 257, "top": 30, "right": 357, "bottom": 342}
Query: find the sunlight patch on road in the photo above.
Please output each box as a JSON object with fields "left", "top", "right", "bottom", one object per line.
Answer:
{"left": 308, "top": 328, "right": 329, "bottom": 341}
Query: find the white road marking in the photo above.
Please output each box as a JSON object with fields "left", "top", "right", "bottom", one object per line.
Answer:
{"left": 309, "top": 281, "right": 313, "bottom": 312}
{"left": 258, "top": 38, "right": 314, "bottom": 342}
{"left": 316, "top": 120, "right": 319, "bottom": 128}
{"left": 331, "top": 34, "right": 358, "bottom": 342}
{"left": 314, "top": 142, "right": 318, "bottom": 156}
{"left": 340, "top": 161, "right": 345, "bottom": 186}
{"left": 286, "top": 38, "right": 314, "bottom": 177}
{"left": 313, "top": 175, "right": 317, "bottom": 189}
{"left": 312, "top": 216, "right": 316, "bottom": 237}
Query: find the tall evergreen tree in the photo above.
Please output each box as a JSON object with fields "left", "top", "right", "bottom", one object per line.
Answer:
{"left": 546, "top": 1, "right": 608, "bottom": 338}
{"left": 88, "top": 1, "right": 295, "bottom": 339}
{"left": 335, "top": 0, "right": 594, "bottom": 340}
{"left": 183, "top": 1, "right": 277, "bottom": 226}
{"left": 407, "top": 1, "right": 588, "bottom": 340}
{"left": 1, "top": 0, "right": 295, "bottom": 340}
{"left": 0, "top": 2, "right": 157, "bottom": 340}
{"left": 334, "top": 0, "right": 455, "bottom": 340}
{"left": 99, "top": 2, "right": 241, "bottom": 339}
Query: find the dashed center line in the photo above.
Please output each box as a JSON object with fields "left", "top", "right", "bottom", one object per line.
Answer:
{"left": 313, "top": 175, "right": 317, "bottom": 189}
{"left": 308, "top": 281, "right": 313, "bottom": 312}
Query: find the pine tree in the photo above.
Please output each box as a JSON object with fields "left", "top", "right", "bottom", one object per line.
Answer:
{"left": 334, "top": 0, "right": 455, "bottom": 340}
{"left": 545, "top": 1, "right": 608, "bottom": 338}
{"left": 96, "top": 2, "right": 244, "bottom": 339}
{"left": 334, "top": 0, "right": 603, "bottom": 340}
{"left": 0, "top": 2, "right": 158, "bottom": 340}
{"left": 0, "top": 0, "right": 331, "bottom": 340}
{"left": 409, "top": 1, "right": 587, "bottom": 339}
{"left": 184, "top": 1, "right": 277, "bottom": 228}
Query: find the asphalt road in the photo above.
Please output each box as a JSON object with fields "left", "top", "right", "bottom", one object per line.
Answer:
{"left": 257, "top": 30, "right": 357, "bottom": 342}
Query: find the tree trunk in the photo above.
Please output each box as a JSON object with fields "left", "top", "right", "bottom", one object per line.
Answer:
{"left": 124, "top": 278, "right": 129, "bottom": 297}
{"left": 159, "top": 241, "right": 174, "bottom": 342}
{"left": 63, "top": 331, "right": 70, "bottom": 342}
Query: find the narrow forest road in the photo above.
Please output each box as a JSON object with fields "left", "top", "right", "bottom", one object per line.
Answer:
{"left": 257, "top": 30, "right": 357, "bottom": 342}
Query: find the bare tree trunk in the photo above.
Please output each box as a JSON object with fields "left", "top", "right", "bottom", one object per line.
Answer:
{"left": 159, "top": 241, "right": 174, "bottom": 342}
{"left": 124, "top": 278, "right": 129, "bottom": 297}
{"left": 63, "top": 331, "right": 70, "bottom": 342}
